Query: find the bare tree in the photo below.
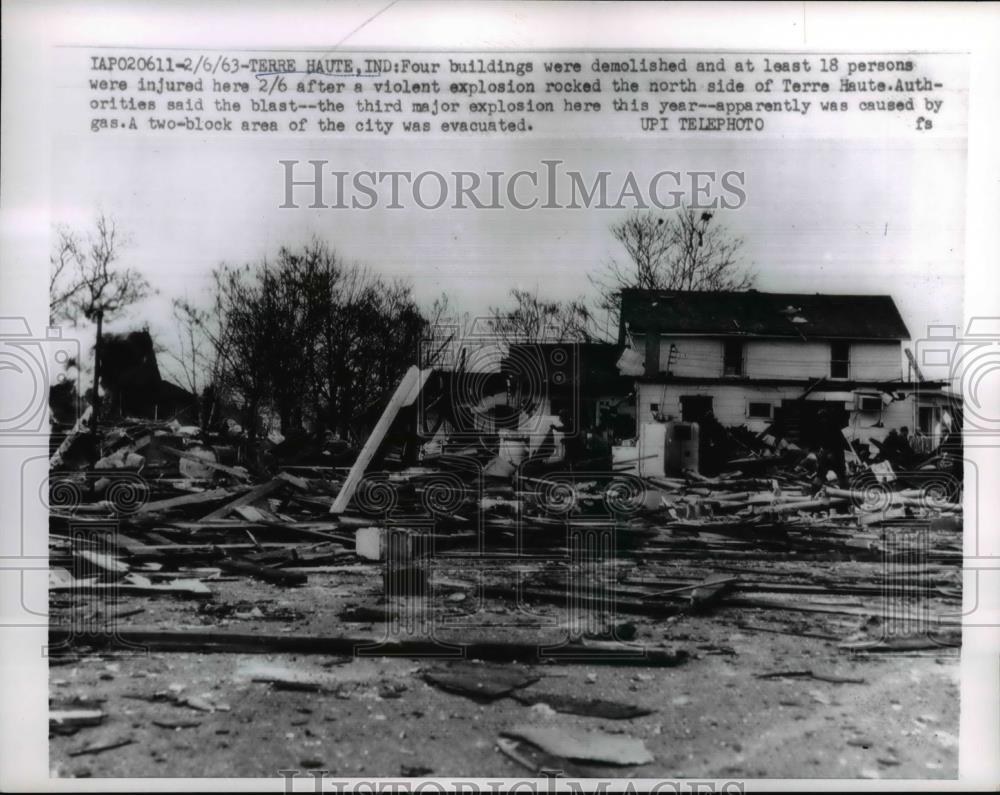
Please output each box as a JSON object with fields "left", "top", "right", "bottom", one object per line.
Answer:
{"left": 419, "top": 292, "right": 474, "bottom": 369}
{"left": 193, "top": 240, "right": 427, "bottom": 445}
{"left": 52, "top": 214, "right": 151, "bottom": 430}
{"left": 161, "top": 298, "right": 223, "bottom": 425}
{"left": 488, "top": 288, "right": 602, "bottom": 344}
{"left": 49, "top": 227, "right": 85, "bottom": 325}
{"left": 593, "top": 207, "right": 754, "bottom": 321}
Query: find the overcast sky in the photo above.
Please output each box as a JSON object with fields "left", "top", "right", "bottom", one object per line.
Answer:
{"left": 51, "top": 133, "right": 965, "bottom": 382}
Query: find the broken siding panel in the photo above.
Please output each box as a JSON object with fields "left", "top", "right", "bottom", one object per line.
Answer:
{"left": 657, "top": 338, "right": 723, "bottom": 377}
{"left": 636, "top": 383, "right": 798, "bottom": 430}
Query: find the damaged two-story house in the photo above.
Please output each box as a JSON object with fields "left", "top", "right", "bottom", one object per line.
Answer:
{"left": 617, "top": 288, "right": 949, "bottom": 453}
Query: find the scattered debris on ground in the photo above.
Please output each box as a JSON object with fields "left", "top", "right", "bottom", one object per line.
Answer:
{"left": 47, "top": 373, "right": 963, "bottom": 778}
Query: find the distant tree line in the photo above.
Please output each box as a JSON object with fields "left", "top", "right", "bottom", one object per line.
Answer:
{"left": 51, "top": 207, "right": 754, "bottom": 441}
{"left": 174, "top": 240, "right": 425, "bottom": 443}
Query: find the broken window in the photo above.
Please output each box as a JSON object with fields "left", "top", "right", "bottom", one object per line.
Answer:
{"left": 830, "top": 341, "right": 850, "bottom": 379}
{"left": 747, "top": 401, "right": 773, "bottom": 419}
{"left": 918, "top": 406, "right": 935, "bottom": 434}
{"left": 723, "top": 340, "right": 743, "bottom": 376}
{"left": 680, "top": 395, "right": 713, "bottom": 423}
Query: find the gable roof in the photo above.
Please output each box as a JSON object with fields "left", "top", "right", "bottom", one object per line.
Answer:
{"left": 618, "top": 289, "right": 910, "bottom": 342}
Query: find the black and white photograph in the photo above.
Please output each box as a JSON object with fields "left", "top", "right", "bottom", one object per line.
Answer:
{"left": 1, "top": 2, "right": 999, "bottom": 791}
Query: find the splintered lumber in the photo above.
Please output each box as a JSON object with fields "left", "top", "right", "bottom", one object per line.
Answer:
{"left": 48, "top": 626, "right": 690, "bottom": 666}
{"left": 49, "top": 406, "right": 93, "bottom": 469}
{"left": 137, "top": 486, "right": 250, "bottom": 515}
{"left": 755, "top": 669, "right": 866, "bottom": 684}
{"left": 758, "top": 497, "right": 848, "bottom": 516}
{"left": 501, "top": 725, "right": 654, "bottom": 766}
{"left": 688, "top": 573, "right": 736, "bottom": 608}
{"left": 839, "top": 632, "right": 961, "bottom": 652}
{"left": 496, "top": 737, "right": 591, "bottom": 777}
{"left": 74, "top": 550, "right": 129, "bottom": 577}
{"left": 199, "top": 474, "right": 298, "bottom": 522}
{"left": 331, "top": 366, "right": 432, "bottom": 514}
{"left": 160, "top": 445, "right": 252, "bottom": 481}
{"left": 68, "top": 737, "right": 135, "bottom": 757}
{"left": 49, "top": 571, "right": 212, "bottom": 599}
{"left": 509, "top": 691, "right": 654, "bottom": 719}
{"left": 825, "top": 486, "right": 961, "bottom": 513}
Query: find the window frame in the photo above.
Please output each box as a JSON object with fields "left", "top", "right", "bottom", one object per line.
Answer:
{"left": 830, "top": 341, "right": 850, "bottom": 380}
{"left": 746, "top": 400, "right": 773, "bottom": 420}
{"left": 722, "top": 339, "right": 744, "bottom": 377}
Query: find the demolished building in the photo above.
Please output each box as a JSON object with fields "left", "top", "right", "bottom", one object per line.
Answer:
{"left": 617, "top": 289, "right": 950, "bottom": 454}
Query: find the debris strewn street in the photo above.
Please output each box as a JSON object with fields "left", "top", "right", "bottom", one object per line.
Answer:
{"left": 48, "top": 368, "right": 962, "bottom": 778}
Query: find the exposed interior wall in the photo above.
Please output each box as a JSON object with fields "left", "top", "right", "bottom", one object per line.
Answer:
{"left": 635, "top": 382, "right": 918, "bottom": 441}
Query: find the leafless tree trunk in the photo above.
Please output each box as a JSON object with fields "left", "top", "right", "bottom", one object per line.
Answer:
{"left": 51, "top": 214, "right": 151, "bottom": 430}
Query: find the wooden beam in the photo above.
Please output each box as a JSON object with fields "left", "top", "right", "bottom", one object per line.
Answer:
{"left": 48, "top": 626, "right": 690, "bottom": 666}
{"left": 137, "top": 486, "right": 250, "bottom": 514}
{"left": 199, "top": 475, "right": 295, "bottom": 522}
{"left": 330, "top": 366, "right": 432, "bottom": 514}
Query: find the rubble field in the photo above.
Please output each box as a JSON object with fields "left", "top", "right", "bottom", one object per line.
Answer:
{"left": 48, "top": 411, "right": 963, "bottom": 779}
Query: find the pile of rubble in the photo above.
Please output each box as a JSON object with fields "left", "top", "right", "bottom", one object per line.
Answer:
{"left": 47, "top": 369, "right": 964, "bottom": 775}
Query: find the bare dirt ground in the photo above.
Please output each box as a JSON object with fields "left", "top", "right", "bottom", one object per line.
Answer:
{"left": 49, "top": 558, "right": 960, "bottom": 781}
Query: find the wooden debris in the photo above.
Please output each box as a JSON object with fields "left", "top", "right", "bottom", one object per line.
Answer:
{"left": 49, "top": 626, "right": 689, "bottom": 666}
{"left": 756, "top": 669, "right": 866, "bottom": 684}
{"left": 137, "top": 486, "right": 250, "bottom": 515}
{"left": 509, "top": 691, "right": 654, "bottom": 719}
{"left": 331, "top": 366, "right": 432, "bottom": 514}
{"left": 200, "top": 473, "right": 304, "bottom": 522}
{"left": 160, "top": 445, "right": 251, "bottom": 481}
{"left": 422, "top": 665, "right": 540, "bottom": 701}
{"left": 50, "top": 709, "right": 106, "bottom": 734}
{"left": 496, "top": 737, "right": 592, "bottom": 777}
{"left": 501, "top": 724, "right": 654, "bottom": 766}
{"left": 68, "top": 737, "right": 134, "bottom": 756}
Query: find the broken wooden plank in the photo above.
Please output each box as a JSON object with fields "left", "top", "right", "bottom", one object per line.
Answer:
{"left": 49, "top": 626, "right": 689, "bottom": 666}
{"left": 839, "top": 633, "right": 961, "bottom": 652}
{"left": 825, "top": 486, "right": 962, "bottom": 513}
{"left": 160, "top": 445, "right": 251, "bottom": 481}
{"left": 136, "top": 486, "right": 250, "bottom": 515}
{"left": 501, "top": 725, "right": 653, "bottom": 766}
{"left": 509, "top": 691, "right": 654, "bottom": 719}
{"left": 331, "top": 366, "right": 432, "bottom": 514}
{"left": 50, "top": 708, "right": 106, "bottom": 733}
{"left": 199, "top": 476, "right": 293, "bottom": 522}
{"left": 496, "top": 737, "right": 592, "bottom": 777}
{"left": 49, "top": 574, "right": 212, "bottom": 599}
{"left": 67, "top": 737, "right": 134, "bottom": 757}
{"left": 74, "top": 550, "right": 129, "bottom": 578}
{"left": 422, "top": 665, "right": 539, "bottom": 701}
{"left": 688, "top": 573, "right": 736, "bottom": 609}
{"left": 755, "top": 669, "right": 866, "bottom": 684}
{"left": 49, "top": 406, "right": 93, "bottom": 469}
